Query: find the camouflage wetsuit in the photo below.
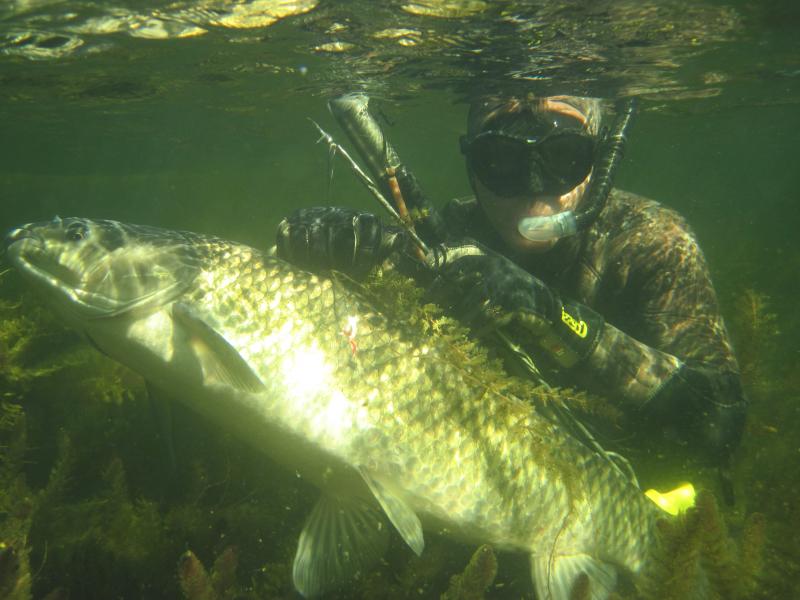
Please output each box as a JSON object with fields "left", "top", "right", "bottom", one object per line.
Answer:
{"left": 441, "top": 189, "right": 746, "bottom": 459}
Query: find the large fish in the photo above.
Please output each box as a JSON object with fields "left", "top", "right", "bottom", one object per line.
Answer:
{"left": 5, "top": 216, "right": 676, "bottom": 599}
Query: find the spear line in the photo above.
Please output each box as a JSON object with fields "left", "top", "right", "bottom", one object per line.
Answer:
{"left": 309, "top": 119, "right": 431, "bottom": 257}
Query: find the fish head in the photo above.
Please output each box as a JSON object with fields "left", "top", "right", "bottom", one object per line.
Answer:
{"left": 5, "top": 217, "right": 201, "bottom": 321}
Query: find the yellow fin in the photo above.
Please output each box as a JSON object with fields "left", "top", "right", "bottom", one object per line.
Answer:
{"left": 645, "top": 483, "right": 696, "bottom": 516}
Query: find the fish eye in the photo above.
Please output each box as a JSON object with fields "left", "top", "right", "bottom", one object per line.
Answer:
{"left": 65, "top": 222, "right": 89, "bottom": 242}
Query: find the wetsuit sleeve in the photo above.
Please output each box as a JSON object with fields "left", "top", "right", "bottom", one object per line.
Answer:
{"left": 581, "top": 320, "right": 683, "bottom": 403}
{"left": 577, "top": 207, "right": 746, "bottom": 462}
{"left": 582, "top": 210, "right": 738, "bottom": 404}
{"left": 442, "top": 195, "right": 746, "bottom": 463}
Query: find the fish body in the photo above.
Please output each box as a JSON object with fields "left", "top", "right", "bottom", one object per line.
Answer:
{"left": 5, "top": 217, "right": 665, "bottom": 599}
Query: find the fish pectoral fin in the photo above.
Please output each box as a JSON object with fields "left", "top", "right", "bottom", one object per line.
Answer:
{"left": 292, "top": 494, "right": 389, "bottom": 598}
{"left": 359, "top": 466, "right": 424, "bottom": 557}
{"left": 531, "top": 552, "right": 617, "bottom": 600}
{"left": 171, "top": 302, "right": 265, "bottom": 394}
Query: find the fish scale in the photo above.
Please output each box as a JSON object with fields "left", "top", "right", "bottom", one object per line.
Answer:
{"left": 5, "top": 217, "right": 674, "bottom": 600}
{"left": 187, "top": 238, "right": 658, "bottom": 575}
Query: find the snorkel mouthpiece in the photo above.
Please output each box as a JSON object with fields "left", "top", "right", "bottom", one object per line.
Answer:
{"left": 516, "top": 97, "right": 638, "bottom": 244}
{"left": 517, "top": 210, "right": 578, "bottom": 242}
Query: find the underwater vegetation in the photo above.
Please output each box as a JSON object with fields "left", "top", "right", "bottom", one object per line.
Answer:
{"left": 729, "top": 289, "right": 780, "bottom": 395}
{"left": 639, "top": 490, "right": 764, "bottom": 600}
{"left": 724, "top": 286, "right": 800, "bottom": 599}
{"left": 0, "top": 262, "right": 789, "bottom": 599}
{"left": 178, "top": 547, "right": 239, "bottom": 600}
{"left": 440, "top": 545, "right": 497, "bottom": 600}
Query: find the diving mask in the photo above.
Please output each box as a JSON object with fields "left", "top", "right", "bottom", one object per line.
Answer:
{"left": 460, "top": 114, "right": 594, "bottom": 198}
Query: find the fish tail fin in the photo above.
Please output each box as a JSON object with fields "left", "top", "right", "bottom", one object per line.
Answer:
{"left": 531, "top": 552, "right": 617, "bottom": 600}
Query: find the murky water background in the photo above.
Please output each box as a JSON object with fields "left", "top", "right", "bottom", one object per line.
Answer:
{"left": 1, "top": 0, "right": 798, "bottom": 598}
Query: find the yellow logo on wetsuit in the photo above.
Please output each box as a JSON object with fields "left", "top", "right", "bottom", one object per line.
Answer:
{"left": 561, "top": 307, "right": 588, "bottom": 338}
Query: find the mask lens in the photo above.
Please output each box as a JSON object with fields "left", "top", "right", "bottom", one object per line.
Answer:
{"left": 537, "top": 133, "right": 594, "bottom": 193}
{"left": 466, "top": 135, "right": 531, "bottom": 197}
{"left": 465, "top": 130, "right": 594, "bottom": 198}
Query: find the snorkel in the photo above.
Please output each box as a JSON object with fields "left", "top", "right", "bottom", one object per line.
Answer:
{"left": 517, "top": 97, "right": 638, "bottom": 242}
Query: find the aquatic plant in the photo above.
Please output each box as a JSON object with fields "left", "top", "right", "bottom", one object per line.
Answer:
{"left": 0, "top": 259, "right": 792, "bottom": 599}
{"left": 441, "top": 544, "right": 498, "bottom": 600}
{"left": 0, "top": 401, "right": 33, "bottom": 600}
{"left": 0, "top": 542, "right": 29, "bottom": 600}
{"left": 641, "top": 490, "right": 765, "bottom": 600}
{"left": 0, "top": 298, "right": 71, "bottom": 393}
{"left": 361, "top": 266, "right": 623, "bottom": 424}
{"left": 728, "top": 289, "right": 779, "bottom": 395}
{"left": 721, "top": 281, "right": 799, "bottom": 599}
{"left": 178, "top": 547, "right": 239, "bottom": 600}
{"left": 178, "top": 551, "right": 215, "bottom": 600}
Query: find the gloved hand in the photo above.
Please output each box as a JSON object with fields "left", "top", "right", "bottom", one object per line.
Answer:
{"left": 645, "top": 366, "right": 747, "bottom": 504}
{"left": 646, "top": 366, "right": 747, "bottom": 464}
{"left": 426, "top": 240, "right": 604, "bottom": 368}
{"left": 276, "top": 207, "right": 407, "bottom": 277}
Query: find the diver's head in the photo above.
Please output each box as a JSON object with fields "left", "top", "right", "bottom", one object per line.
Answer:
{"left": 461, "top": 94, "right": 602, "bottom": 252}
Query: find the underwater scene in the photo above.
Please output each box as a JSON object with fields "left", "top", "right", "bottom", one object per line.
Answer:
{"left": 0, "top": 0, "right": 798, "bottom": 598}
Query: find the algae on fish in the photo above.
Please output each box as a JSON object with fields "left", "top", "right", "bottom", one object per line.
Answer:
{"left": 360, "top": 266, "right": 624, "bottom": 424}
{"left": 0, "top": 261, "right": 788, "bottom": 599}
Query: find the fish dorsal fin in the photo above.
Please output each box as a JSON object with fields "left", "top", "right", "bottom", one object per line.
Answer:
{"left": 292, "top": 494, "right": 389, "bottom": 597}
{"left": 171, "top": 302, "right": 265, "bottom": 394}
{"left": 531, "top": 552, "right": 617, "bottom": 600}
{"left": 359, "top": 466, "right": 424, "bottom": 556}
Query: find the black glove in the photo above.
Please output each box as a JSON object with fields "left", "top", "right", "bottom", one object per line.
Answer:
{"left": 426, "top": 240, "right": 604, "bottom": 368}
{"left": 645, "top": 366, "right": 747, "bottom": 504}
{"left": 646, "top": 366, "right": 747, "bottom": 463}
{"left": 276, "top": 207, "right": 407, "bottom": 277}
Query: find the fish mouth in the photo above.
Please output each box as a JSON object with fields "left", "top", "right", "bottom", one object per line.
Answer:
{"left": 3, "top": 225, "right": 120, "bottom": 319}
{"left": 4, "top": 225, "right": 82, "bottom": 309}
{"left": 5, "top": 225, "right": 47, "bottom": 275}
{"left": 5, "top": 224, "right": 42, "bottom": 255}
{"left": 5, "top": 223, "right": 189, "bottom": 320}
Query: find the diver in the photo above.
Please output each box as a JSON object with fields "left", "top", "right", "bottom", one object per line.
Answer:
{"left": 275, "top": 93, "right": 747, "bottom": 495}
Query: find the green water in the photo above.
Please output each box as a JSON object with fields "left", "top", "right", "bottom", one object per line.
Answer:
{"left": 1, "top": 0, "right": 798, "bottom": 598}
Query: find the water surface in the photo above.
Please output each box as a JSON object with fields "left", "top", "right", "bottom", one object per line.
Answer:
{"left": 1, "top": 1, "right": 798, "bottom": 598}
